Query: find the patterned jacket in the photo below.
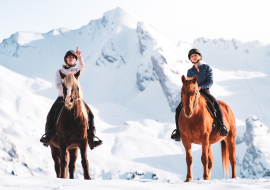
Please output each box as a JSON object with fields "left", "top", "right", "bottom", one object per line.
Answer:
{"left": 55, "top": 57, "right": 85, "bottom": 97}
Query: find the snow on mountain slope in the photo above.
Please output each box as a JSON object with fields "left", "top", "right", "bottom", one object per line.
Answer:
{"left": 0, "top": 7, "right": 269, "bottom": 182}
{"left": 0, "top": 7, "right": 191, "bottom": 112}
{"left": 0, "top": 65, "right": 52, "bottom": 176}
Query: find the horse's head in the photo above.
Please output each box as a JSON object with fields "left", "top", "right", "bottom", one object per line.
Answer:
{"left": 60, "top": 70, "right": 81, "bottom": 109}
{"left": 181, "top": 75, "right": 200, "bottom": 118}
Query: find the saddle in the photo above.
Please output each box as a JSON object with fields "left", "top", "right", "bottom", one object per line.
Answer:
{"left": 200, "top": 93, "right": 217, "bottom": 135}
{"left": 53, "top": 101, "right": 65, "bottom": 126}
{"left": 201, "top": 94, "right": 217, "bottom": 119}
{"left": 53, "top": 101, "right": 89, "bottom": 129}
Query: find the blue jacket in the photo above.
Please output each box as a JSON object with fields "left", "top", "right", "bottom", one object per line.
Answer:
{"left": 187, "top": 63, "right": 213, "bottom": 89}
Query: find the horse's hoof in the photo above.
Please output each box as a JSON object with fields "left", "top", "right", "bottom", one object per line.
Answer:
{"left": 84, "top": 176, "right": 91, "bottom": 180}
{"left": 203, "top": 175, "right": 211, "bottom": 180}
{"left": 184, "top": 178, "right": 192, "bottom": 182}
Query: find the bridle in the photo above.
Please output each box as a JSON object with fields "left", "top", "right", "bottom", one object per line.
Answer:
{"left": 72, "top": 86, "right": 80, "bottom": 102}
{"left": 181, "top": 85, "right": 200, "bottom": 117}
{"left": 54, "top": 84, "right": 83, "bottom": 126}
{"left": 63, "top": 84, "right": 81, "bottom": 103}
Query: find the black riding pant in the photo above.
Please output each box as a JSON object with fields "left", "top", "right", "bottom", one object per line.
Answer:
{"left": 46, "top": 97, "right": 95, "bottom": 133}
{"left": 200, "top": 89, "right": 223, "bottom": 124}
{"left": 46, "top": 97, "right": 63, "bottom": 128}
{"left": 175, "top": 89, "right": 224, "bottom": 130}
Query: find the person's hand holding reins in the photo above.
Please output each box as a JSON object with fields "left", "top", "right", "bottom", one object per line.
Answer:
{"left": 75, "top": 47, "right": 81, "bottom": 59}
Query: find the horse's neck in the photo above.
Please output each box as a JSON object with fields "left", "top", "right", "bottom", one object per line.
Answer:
{"left": 193, "top": 96, "right": 208, "bottom": 117}
{"left": 74, "top": 100, "right": 88, "bottom": 122}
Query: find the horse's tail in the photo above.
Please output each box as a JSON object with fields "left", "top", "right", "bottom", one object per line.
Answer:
{"left": 221, "top": 140, "right": 230, "bottom": 177}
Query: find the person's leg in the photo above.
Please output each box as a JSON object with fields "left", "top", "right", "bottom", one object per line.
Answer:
{"left": 83, "top": 101, "right": 103, "bottom": 149}
{"left": 200, "top": 89, "right": 228, "bottom": 136}
{"left": 171, "top": 102, "right": 182, "bottom": 141}
{"left": 40, "top": 97, "right": 64, "bottom": 146}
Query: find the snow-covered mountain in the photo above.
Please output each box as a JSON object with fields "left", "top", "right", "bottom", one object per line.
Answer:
{"left": 0, "top": 7, "right": 269, "bottom": 182}
{"left": 0, "top": 66, "right": 52, "bottom": 176}
{"left": 237, "top": 116, "right": 270, "bottom": 178}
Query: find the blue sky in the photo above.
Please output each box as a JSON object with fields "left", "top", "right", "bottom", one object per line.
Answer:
{"left": 1, "top": 0, "right": 269, "bottom": 44}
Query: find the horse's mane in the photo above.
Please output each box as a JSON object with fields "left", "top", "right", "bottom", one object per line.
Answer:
{"left": 63, "top": 74, "right": 88, "bottom": 122}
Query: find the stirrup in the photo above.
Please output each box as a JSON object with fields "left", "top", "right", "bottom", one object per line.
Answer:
{"left": 40, "top": 130, "right": 56, "bottom": 147}
{"left": 171, "top": 129, "right": 181, "bottom": 142}
{"left": 40, "top": 134, "right": 49, "bottom": 147}
{"left": 93, "top": 136, "right": 103, "bottom": 148}
{"left": 89, "top": 136, "right": 103, "bottom": 150}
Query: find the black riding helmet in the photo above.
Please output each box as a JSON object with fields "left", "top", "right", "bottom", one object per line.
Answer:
{"left": 64, "top": 50, "right": 77, "bottom": 64}
{"left": 188, "top": 48, "right": 202, "bottom": 64}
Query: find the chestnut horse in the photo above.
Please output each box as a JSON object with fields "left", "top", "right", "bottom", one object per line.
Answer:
{"left": 179, "top": 75, "right": 237, "bottom": 181}
{"left": 48, "top": 70, "right": 91, "bottom": 179}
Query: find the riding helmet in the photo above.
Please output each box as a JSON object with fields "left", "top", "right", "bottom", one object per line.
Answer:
{"left": 64, "top": 50, "right": 77, "bottom": 64}
{"left": 188, "top": 48, "right": 202, "bottom": 60}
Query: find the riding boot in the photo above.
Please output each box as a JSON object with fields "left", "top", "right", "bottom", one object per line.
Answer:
{"left": 199, "top": 89, "right": 229, "bottom": 137}
{"left": 83, "top": 101, "right": 103, "bottom": 150}
{"left": 40, "top": 97, "right": 64, "bottom": 147}
{"left": 40, "top": 124, "right": 56, "bottom": 147}
{"left": 219, "top": 120, "right": 229, "bottom": 136}
{"left": 87, "top": 126, "right": 103, "bottom": 150}
{"left": 171, "top": 102, "right": 182, "bottom": 141}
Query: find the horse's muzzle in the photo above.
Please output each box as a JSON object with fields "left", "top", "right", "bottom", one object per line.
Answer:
{"left": 184, "top": 109, "right": 193, "bottom": 118}
{"left": 64, "top": 102, "right": 72, "bottom": 109}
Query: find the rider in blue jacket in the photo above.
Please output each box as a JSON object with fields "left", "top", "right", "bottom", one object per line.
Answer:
{"left": 171, "top": 49, "right": 229, "bottom": 141}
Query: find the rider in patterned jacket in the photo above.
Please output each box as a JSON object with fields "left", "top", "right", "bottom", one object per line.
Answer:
{"left": 40, "top": 48, "right": 102, "bottom": 149}
{"left": 171, "top": 49, "right": 229, "bottom": 141}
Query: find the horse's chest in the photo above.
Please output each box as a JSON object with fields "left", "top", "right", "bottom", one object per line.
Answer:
{"left": 179, "top": 114, "right": 212, "bottom": 143}
{"left": 57, "top": 114, "right": 87, "bottom": 142}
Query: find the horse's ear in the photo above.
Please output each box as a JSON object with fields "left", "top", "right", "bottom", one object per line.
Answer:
{"left": 181, "top": 75, "right": 186, "bottom": 83}
{"left": 74, "top": 70, "right": 81, "bottom": 79}
{"left": 59, "top": 71, "right": 66, "bottom": 79}
{"left": 192, "top": 75, "right": 197, "bottom": 84}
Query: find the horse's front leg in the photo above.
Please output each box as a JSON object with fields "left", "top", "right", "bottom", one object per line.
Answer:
{"left": 208, "top": 145, "right": 214, "bottom": 179}
{"left": 69, "top": 148, "right": 78, "bottom": 179}
{"left": 201, "top": 133, "right": 210, "bottom": 180}
{"left": 59, "top": 143, "right": 68, "bottom": 178}
{"left": 79, "top": 139, "right": 91, "bottom": 180}
{"left": 182, "top": 136, "right": 193, "bottom": 182}
{"left": 50, "top": 144, "right": 61, "bottom": 178}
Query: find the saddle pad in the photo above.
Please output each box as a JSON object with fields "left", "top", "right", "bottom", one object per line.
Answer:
{"left": 222, "top": 110, "right": 226, "bottom": 118}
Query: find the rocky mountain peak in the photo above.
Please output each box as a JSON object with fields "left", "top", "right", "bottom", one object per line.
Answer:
{"left": 240, "top": 116, "right": 270, "bottom": 178}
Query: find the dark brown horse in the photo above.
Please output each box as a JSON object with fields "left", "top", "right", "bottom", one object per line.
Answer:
{"left": 179, "top": 75, "right": 237, "bottom": 181}
{"left": 48, "top": 70, "right": 91, "bottom": 179}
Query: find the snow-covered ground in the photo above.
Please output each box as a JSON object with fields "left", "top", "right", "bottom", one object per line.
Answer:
{"left": 1, "top": 176, "right": 270, "bottom": 190}
{"left": 0, "top": 7, "right": 270, "bottom": 186}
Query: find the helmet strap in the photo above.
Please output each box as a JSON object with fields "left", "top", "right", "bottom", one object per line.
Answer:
{"left": 191, "top": 59, "right": 201, "bottom": 64}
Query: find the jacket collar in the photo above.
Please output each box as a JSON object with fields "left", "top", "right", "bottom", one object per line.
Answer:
{"left": 62, "top": 64, "right": 76, "bottom": 69}
{"left": 192, "top": 63, "right": 202, "bottom": 72}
